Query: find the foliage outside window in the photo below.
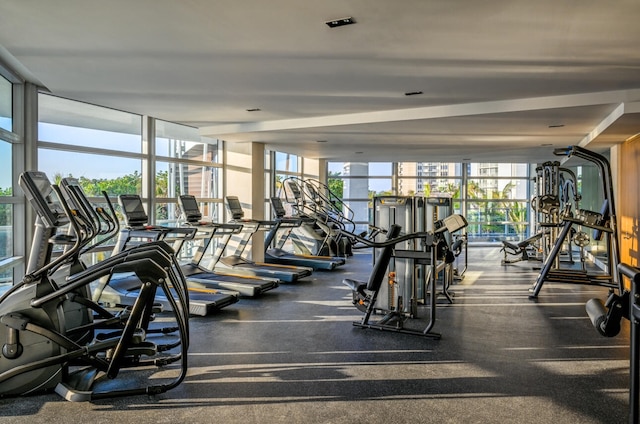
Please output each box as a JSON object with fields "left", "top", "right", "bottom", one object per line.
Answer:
{"left": 328, "top": 161, "right": 530, "bottom": 242}
{"left": 38, "top": 94, "right": 144, "bottom": 204}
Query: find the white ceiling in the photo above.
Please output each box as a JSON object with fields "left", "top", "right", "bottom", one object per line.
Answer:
{"left": 1, "top": 0, "right": 639, "bottom": 163}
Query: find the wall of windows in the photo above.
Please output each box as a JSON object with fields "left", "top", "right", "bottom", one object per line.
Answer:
{"left": 466, "top": 163, "right": 530, "bottom": 242}
{"left": 0, "top": 75, "right": 11, "bottom": 131}
{"left": 36, "top": 95, "right": 224, "bottom": 267}
{"left": 37, "top": 96, "right": 223, "bottom": 224}
{"left": 0, "top": 73, "right": 16, "bottom": 284}
{"left": 155, "top": 120, "right": 223, "bottom": 225}
{"left": 328, "top": 162, "right": 393, "bottom": 233}
{"left": 328, "top": 161, "right": 531, "bottom": 242}
{"left": 38, "top": 94, "right": 144, "bottom": 196}
{"left": 0, "top": 139, "right": 12, "bottom": 283}
{"left": 271, "top": 151, "right": 322, "bottom": 221}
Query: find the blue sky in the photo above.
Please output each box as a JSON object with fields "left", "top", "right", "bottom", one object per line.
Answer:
{"left": 0, "top": 117, "right": 397, "bottom": 192}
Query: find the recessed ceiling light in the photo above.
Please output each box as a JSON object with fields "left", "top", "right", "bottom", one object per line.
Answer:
{"left": 404, "top": 91, "right": 423, "bottom": 96}
{"left": 246, "top": 108, "right": 261, "bottom": 112}
{"left": 548, "top": 124, "right": 564, "bottom": 128}
{"left": 325, "top": 17, "right": 356, "bottom": 28}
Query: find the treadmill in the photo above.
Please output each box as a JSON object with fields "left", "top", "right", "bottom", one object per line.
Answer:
{"left": 105, "top": 193, "right": 240, "bottom": 315}
{"left": 264, "top": 197, "right": 345, "bottom": 270}
{"left": 177, "top": 195, "right": 280, "bottom": 297}
{"left": 215, "top": 196, "right": 313, "bottom": 283}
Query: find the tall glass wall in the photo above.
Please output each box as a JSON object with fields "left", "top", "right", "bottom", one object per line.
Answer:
{"left": 328, "top": 162, "right": 393, "bottom": 233}
{"left": 0, "top": 74, "right": 14, "bottom": 284}
{"left": 466, "top": 163, "right": 530, "bottom": 242}
{"left": 273, "top": 151, "right": 302, "bottom": 219}
{"left": 272, "top": 151, "right": 322, "bottom": 219}
{"left": 155, "top": 119, "right": 223, "bottom": 225}
{"left": 0, "top": 140, "right": 13, "bottom": 277}
{"left": 38, "top": 94, "right": 143, "bottom": 196}
{"left": 328, "top": 161, "right": 531, "bottom": 241}
{"left": 0, "top": 75, "right": 11, "bottom": 132}
{"left": 37, "top": 95, "right": 224, "bottom": 265}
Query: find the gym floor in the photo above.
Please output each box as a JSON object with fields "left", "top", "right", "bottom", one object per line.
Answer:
{"left": 0, "top": 247, "right": 629, "bottom": 423}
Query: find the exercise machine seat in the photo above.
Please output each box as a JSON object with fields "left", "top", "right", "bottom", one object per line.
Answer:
{"left": 342, "top": 224, "right": 402, "bottom": 294}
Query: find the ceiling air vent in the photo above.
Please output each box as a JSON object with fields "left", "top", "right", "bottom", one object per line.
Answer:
{"left": 326, "top": 17, "right": 356, "bottom": 28}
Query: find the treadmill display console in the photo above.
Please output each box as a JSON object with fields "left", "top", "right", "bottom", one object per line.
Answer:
{"left": 118, "top": 194, "right": 148, "bottom": 226}
{"left": 226, "top": 196, "right": 244, "bottom": 220}
{"left": 179, "top": 195, "right": 202, "bottom": 223}
{"left": 270, "top": 197, "right": 287, "bottom": 218}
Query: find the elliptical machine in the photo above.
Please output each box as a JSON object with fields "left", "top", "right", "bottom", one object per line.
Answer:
{"left": 0, "top": 171, "right": 190, "bottom": 401}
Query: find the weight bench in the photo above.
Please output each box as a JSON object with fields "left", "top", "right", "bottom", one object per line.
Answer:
{"left": 501, "top": 232, "right": 543, "bottom": 264}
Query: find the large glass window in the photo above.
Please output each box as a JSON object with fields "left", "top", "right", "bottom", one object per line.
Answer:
{"left": 155, "top": 120, "right": 223, "bottom": 225}
{"left": 275, "top": 152, "right": 301, "bottom": 196}
{"left": 38, "top": 149, "right": 142, "bottom": 194}
{"left": 275, "top": 152, "right": 299, "bottom": 173}
{"left": 38, "top": 93, "right": 144, "bottom": 256}
{"left": 0, "top": 141, "right": 12, "bottom": 283}
{"left": 328, "top": 160, "right": 531, "bottom": 242}
{"left": 0, "top": 73, "right": 15, "bottom": 284}
{"left": 328, "top": 162, "right": 395, "bottom": 233}
{"left": 38, "top": 94, "right": 143, "bottom": 201}
{"left": 39, "top": 94, "right": 141, "bottom": 153}
{"left": 465, "top": 163, "right": 530, "bottom": 242}
{"left": 0, "top": 75, "right": 11, "bottom": 132}
{"left": 0, "top": 141, "right": 11, "bottom": 197}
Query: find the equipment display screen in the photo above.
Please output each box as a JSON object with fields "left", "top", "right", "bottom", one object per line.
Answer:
{"left": 19, "top": 171, "right": 68, "bottom": 228}
{"left": 119, "top": 194, "right": 148, "bottom": 225}
{"left": 180, "top": 195, "right": 200, "bottom": 215}
{"left": 33, "top": 173, "right": 63, "bottom": 212}
{"left": 271, "top": 197, "right": 286, "bottom": 217}
{"left": 179, "top": 195, "right": 202, "bottom": 222}
{"left": 121, "top": 196, "right": 146, "bottom": 215}
{"left": 286, "top": 181, "right": 302, "bottom": 199}
{"left": 226, "top": 196, "right": 242, "bottom": 212}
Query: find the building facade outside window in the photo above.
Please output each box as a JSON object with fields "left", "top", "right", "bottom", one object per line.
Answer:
{"left": 155, "top": 119, "right": 223, "bottom": 225}
{"left": 328, "top": 161, "right": 531, "bottom": 242}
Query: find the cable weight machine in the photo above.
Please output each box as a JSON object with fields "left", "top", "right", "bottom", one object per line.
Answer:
{"left": 342, "top": 210, "right": 468, "bottom": 338}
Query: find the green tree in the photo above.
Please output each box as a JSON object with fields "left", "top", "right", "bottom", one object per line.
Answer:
{"left": 156, "top": 170, "right": 169, "bottom": 197}
{"left": 0, "top": 204, "right": 10, "bottom": 227}
{"left": 328, "top": 171, "right": 343, "bottom": 199}
{"left": 0, "top": 187, "right": 13, "bottom": 226}
{"left": 78, "top": 171, "right": 142, "bottom": 197}
{"left": 494, "top": 182, "right": 527, "bottom": 236}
